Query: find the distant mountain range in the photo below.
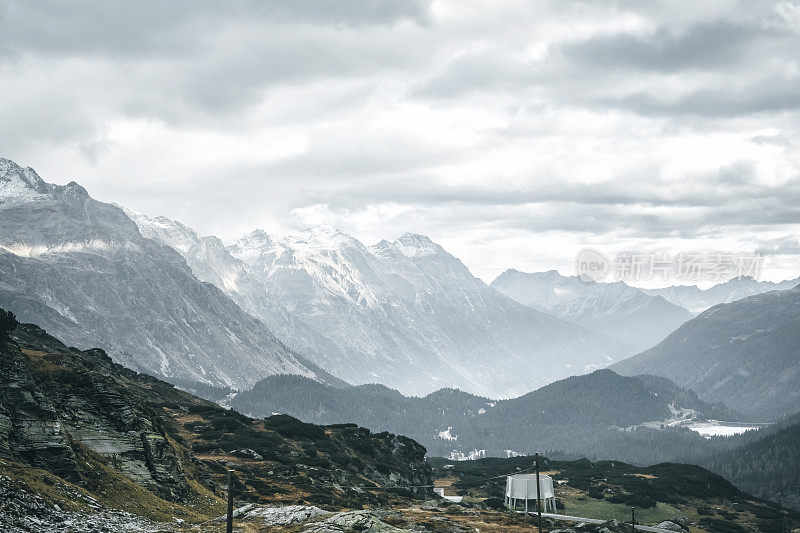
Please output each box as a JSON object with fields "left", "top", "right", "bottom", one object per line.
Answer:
{"left": 612, "top": 285, "right": 800, "bottom": 420}
{"left": 129, "top": 213, "right": 633, "bottom": 398}
{"left": 0, "top": 158, "right": 335, "bottom": 389}
{"left": 3, "top": 157, "right": 798, "bottom": 413}
{"left": 491, "top": 269, "right": 693, "bottom": 349}
{"left": 230, "top": 369, "right": 736, "bottom": 463}
{"left": 645, "top": 277, "right": 800, "bottom": 315}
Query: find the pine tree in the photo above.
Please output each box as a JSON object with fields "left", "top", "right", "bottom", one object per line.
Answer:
{"left": 0, "top": 308, "right": 18, "bottom": 339}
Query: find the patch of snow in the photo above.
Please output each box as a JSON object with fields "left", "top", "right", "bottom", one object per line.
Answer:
{"left": 438, "top": 427, "right": 457, "bottom": 441}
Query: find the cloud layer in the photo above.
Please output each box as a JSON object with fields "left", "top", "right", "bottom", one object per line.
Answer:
{"left": 2, "top": 0, "right": 799, "bottom": 284}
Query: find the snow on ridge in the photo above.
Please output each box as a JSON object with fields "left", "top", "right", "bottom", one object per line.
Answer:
{"left": 438, "top": 427, "right": 458, "bottom": 441}
{"left": 0, "top": 164, "right": 49, "bottom": 207}
{"left": 0, "top": 240, "right": 136, "bottom": 258}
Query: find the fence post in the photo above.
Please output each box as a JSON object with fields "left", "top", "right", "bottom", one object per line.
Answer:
{"left": 227, "top": 469, "right": 235, "bottom": 533}
{"left": 536, "top": 453, "right": 542, "bottom": 533}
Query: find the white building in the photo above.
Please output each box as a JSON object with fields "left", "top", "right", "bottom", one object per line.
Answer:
{"left": 433, "top": 487, "right": 463, "bottom": 503}
{"left": 504, "top": 474, "right": 557, "bottom": 514}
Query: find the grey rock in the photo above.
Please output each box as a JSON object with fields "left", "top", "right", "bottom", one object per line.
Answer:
{"left": 657, "top": 520, "right": 687, "bottom": 532}
{"left": 306, "top": 510, "right": 413, "bottom": 532}
{"left": 237, "top": 504, "right": 330, "bottom": 525}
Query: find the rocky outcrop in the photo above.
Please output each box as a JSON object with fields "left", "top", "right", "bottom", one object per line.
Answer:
{"left": 221, "top": 505, "right": 412, "bottom": 532}
{"left": 1, "top": 318, "right": 435, "bottom": 514}
{"left": 0, "top": 472, "right": 176, "bottom": 533}
{"left": 307, "top": 510, "right": 413, "bottom": 532}
{"left": 0, "top": 324, "right": 190, "bottom": 500}
{"left": 0, "top": 338, "right": 78, "bottom": 481}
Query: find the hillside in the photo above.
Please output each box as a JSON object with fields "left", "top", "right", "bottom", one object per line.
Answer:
{"left": 491, "top": 269, "right": 692, "bottom": 350}
{"left": 0, "top": 158, "right": 332, "bottom": 389}
{"left": 231, "top": 369, "right": 735, "bottom": 463}
{"left": 0, "top": 316, "right": 433, "bottom": 530}
{"left": 428, "top": 456, "right": 800, "bottom": 532}
{"left": 612, "top": 285, "right": 800, "bottom": 420}
{"left": 705, "top": 417, "right": 800, "bottom": 511}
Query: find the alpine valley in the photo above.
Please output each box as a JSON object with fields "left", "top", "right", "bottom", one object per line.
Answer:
{"left": 2, "top": 157, "right": 800, "bottom": 530}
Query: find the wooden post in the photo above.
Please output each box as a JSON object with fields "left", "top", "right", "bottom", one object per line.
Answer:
{"left": 535, "top": 453, "right": 542, "bottom": 533}
{"left": 631, "top": 506, "right": 635, "bottom": 533}
{"left": 227, "top": 469, "right": 235, "bottom": 533}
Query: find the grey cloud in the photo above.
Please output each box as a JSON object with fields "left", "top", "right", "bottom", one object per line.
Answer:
{"left": 0, "top": 1, "right": 431, "bottom": 59}
{"left": 602, "top": 77, "right": 800, "bottom": 117}
{"left": 560, "top": 22, "right": 765, "bottom": 72}
{"left": 413, "top": 16, "right": 800, "bottom": 119}
{"left": 756, "top": 236, "right": 800, "bottom": 256}
{"left": 2, "top": 0, "right": 800, "bottom": 278}
{"left": 751, "top": 133, "right": 792, "bottom": 146}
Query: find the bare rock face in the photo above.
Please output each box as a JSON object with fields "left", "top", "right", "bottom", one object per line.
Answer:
{"left": 0, "top": 338, "right": 78, "bottom": 481}
{"left": 0, "top": 324, "right": 190, "bottom": 501}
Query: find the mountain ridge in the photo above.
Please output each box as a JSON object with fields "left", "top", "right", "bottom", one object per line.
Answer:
{"left": 611, "top": 285, "right": 800, "bottom": 419}
{"left": 0, "top": 158, "right": 335, "bottom": 389}
{"left": 129, "top": 210, "right": 635, "bottom": 398}
{"left": 491, "top": 268, "right": 693, "bottom": 349}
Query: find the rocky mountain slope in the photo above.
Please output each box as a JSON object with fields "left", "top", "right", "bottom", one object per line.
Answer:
{"left": 226, "top": 226, "right": 633, "bottom": 397}
{"left": 491, "top": 269, "right": 692, "bottom": 349}
{"left": 612, "top": 285, "right": 800, "bottom": 420}
{"left": 0, "top": 315, "right": 433, "bottom": 530}
{"left": 128, "top": 210, "right": 635, "bottom": 397}
{"left": 127, "top": 211, "right": 356, "bottom": 386}
{"left": 231, "top": 369, "right": 736, "bottom": 463}
{"left": 645, "top": 276, "right": 800, "bottom": 315}
{"left": 0, "top": 158, "right": 333, "bottom": 389}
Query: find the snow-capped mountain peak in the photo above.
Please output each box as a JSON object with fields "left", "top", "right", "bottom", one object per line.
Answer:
{"left": 286, "top": 225, "right": 364, "bottom": 253}
{"left": 370, "top": 233, "right": 444, "bottom": 259}
{"left": 0, "top": 158, "right": 50, "bottom": 205}
{"left": 0, "top": 159, "right": 332, "bottom": 390}
{"left": 392, "top": 233, "right": 442, "bottom": 258}
{"left": 124, "top": 208, "right": 199, "bottom": 254}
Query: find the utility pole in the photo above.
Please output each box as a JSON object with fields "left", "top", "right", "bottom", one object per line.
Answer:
{"left": 227, "top": 469, "right": 235, "bottom": 533}
{"left": 535, "top": 453, "right": 542, "bottom": 533}
{"left": 631, "top": 506, "right": 635, "bottom": 533}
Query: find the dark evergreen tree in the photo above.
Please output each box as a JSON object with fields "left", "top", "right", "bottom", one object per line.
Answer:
{"left": 0, "top": 308, "right": 18, "bottom": 339}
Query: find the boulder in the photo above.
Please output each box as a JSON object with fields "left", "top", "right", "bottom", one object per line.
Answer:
{"left": 306, "top": 510, "right": 413, "bottom": 532}
{"left": 657, "top": 520, "right": 687, "bottom": 532}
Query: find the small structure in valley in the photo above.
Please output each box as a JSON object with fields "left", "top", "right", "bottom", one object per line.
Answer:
{"left": 433, "top": 487, "right": 463, "bottom": 503}
{"left": 504, "top": 474, "right": 556, "bottom": 513}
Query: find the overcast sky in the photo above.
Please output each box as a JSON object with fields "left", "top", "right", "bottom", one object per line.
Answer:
{"left": 2, "top": 0, "right": 799, "bottom": 285}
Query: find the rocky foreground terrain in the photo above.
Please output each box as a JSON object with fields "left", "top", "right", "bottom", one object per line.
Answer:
{"left": 0, "top": 318, "right": 432, "bottom": 530}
